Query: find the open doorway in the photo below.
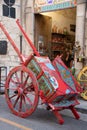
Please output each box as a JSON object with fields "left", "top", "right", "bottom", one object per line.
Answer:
{"left": 34, "top": 14, "right": 52, "bottom": 57}
{"left": 34, "top": 7, "right": 76, "bottom": 61}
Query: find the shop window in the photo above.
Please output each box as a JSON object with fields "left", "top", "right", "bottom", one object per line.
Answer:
{"left": 3, "top": 0, "right": 16, "bottom": 18}
{"left": 0, "top": 41, "right": 7, "bottom": 55}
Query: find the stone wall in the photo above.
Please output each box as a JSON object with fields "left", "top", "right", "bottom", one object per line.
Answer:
{"left": 0, "top": 1, "right": 21, "bottom": 72}
{"left": 0, "top": 0, "right": 33, "bottom": 73}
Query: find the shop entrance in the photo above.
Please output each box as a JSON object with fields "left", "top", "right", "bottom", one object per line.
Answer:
{"left": 34, "top": 7, "right": 76, "bottom": 63}
{"left": 34, "top": 14, "right": 52, "bottom": 58}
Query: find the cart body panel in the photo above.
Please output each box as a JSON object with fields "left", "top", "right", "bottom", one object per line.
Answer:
{"left": 27, "top": 56, "right": 79, "bottom": 106}
{"left": 53, "top": 56, "right": 82, "bottom": 92}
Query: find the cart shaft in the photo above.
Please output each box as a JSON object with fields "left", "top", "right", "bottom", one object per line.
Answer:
{"left": 16, "top": 19, "right": 40, "bottom": 57}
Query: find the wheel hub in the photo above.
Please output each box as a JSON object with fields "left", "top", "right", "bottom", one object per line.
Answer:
{"left": 17, "top": 87, "right": 23, "bottom": 95}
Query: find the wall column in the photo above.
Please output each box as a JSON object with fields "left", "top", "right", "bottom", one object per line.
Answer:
{"left": 24, "top": 0, "right": 34, "bottom": 43}
{"left": 75, "top": 0, "right": 87, "bottom": 71}
{"left": 85, "top": 3, "right": 87, "bottom": 57}
{"left": 21, "top": 0, "right": 34, "bottom": 55}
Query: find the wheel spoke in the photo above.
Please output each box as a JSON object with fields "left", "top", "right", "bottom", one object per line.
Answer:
{"left": 25, "top": 95, "right": 33, "bottom": 106}
{"left": 22, "top": 75, "right": 29, "bottom": 88}
{"left": 9, "top": 94, "right": 17, "bottom": 99}
{"left": 27, "top": 91, "right": 36, "bottom": 96}
{"left": 13, "top": 95, "right": 20, "bottom": 108}
{"left": 24, "top": 84, "right": 34, "bottom": 92}
{"left": 10, "top": 78, "right": 19, "bottom": 85}
{"left": 81, "top": 72, "right": 87, "bottom": 77}
{"left": 79, "top": 79, "right": 87, "bottom": 82}
{"left": 20, "top": 71, "right": 23, "bottom": 83}
{"left": 19, "top": 95, "right": 23, "bottom": 112}
{"left": 22, "top": 94, "right": 28, "bottom": 111}
{"left": 7, "top": 88, "right": 17, "bottom": 91}
{"left": 15, "top": 72, "right": 21, "bottom": 84}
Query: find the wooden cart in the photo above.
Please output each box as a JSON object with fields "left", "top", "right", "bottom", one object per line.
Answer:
{"left": 0, "top": 20, "right": 82, "bottom": 124}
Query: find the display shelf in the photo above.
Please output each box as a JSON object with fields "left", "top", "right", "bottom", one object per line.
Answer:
{"left": 50, "top": 33, "right": 75, "bottom": 60}
{"left": 51, "top": 33, "right": 66, "bottom": 43}
{"left": 51, "top": 33, "right": 66, "bottom": 60}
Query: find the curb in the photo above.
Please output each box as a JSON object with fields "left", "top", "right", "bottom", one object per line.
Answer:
{"left": 76, "top": 107, "right": 87, "bottom": 114}
{"left": 75, "top": 98, "right": 87, "bottom": 114}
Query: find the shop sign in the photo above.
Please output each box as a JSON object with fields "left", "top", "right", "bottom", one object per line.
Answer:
{"left": 34, "top": 0, "right": 77, "bottom": 13}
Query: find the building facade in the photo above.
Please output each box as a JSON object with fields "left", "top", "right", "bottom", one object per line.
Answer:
{"left": 0, "top": 0, "right": 34, "bottom": 73}
{"left": 0, "top": 0, "right": 87, "bottom": 74}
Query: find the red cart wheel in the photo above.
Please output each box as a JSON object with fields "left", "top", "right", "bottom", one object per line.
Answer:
{"left": 5, "top": 66, "right": 39, "bottom": 118}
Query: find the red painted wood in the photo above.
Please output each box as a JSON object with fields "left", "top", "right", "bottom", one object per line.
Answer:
{"left": 16, "top": 19, "right": 40, "bottom": 57}
{"left": 5, "top": 66, "right": 39, "bottom": 117}
{"left": 0, "top": 22, "right": 24, "bottom": 63}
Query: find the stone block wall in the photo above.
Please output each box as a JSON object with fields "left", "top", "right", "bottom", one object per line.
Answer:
{"left": 0, "top": 0, "right": 33, "bottom": 74}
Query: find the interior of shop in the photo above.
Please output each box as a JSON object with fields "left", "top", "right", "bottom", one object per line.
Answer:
{"left": 34, "top": 7, "right": 76, "bottom": 62}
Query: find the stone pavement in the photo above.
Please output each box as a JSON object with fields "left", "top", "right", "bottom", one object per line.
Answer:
{"left": 0, "top": 93, "right": 87, "bottom": 123}
{"left": 0, "top": 91, "right": 87, "bottom": 114}
{"left": 75, "top": 98, "right": 87, "bottom": 114}
{"left": 59, "top": 98, "right": 87, "bottom": 122}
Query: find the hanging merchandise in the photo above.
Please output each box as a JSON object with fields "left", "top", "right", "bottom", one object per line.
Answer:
{"left": 38, "top": 35, "right": 44, "bottom": 54}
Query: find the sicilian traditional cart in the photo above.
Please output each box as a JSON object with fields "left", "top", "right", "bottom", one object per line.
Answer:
{"left": 0, "top": 20, "right": 82, "bottom": 124}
